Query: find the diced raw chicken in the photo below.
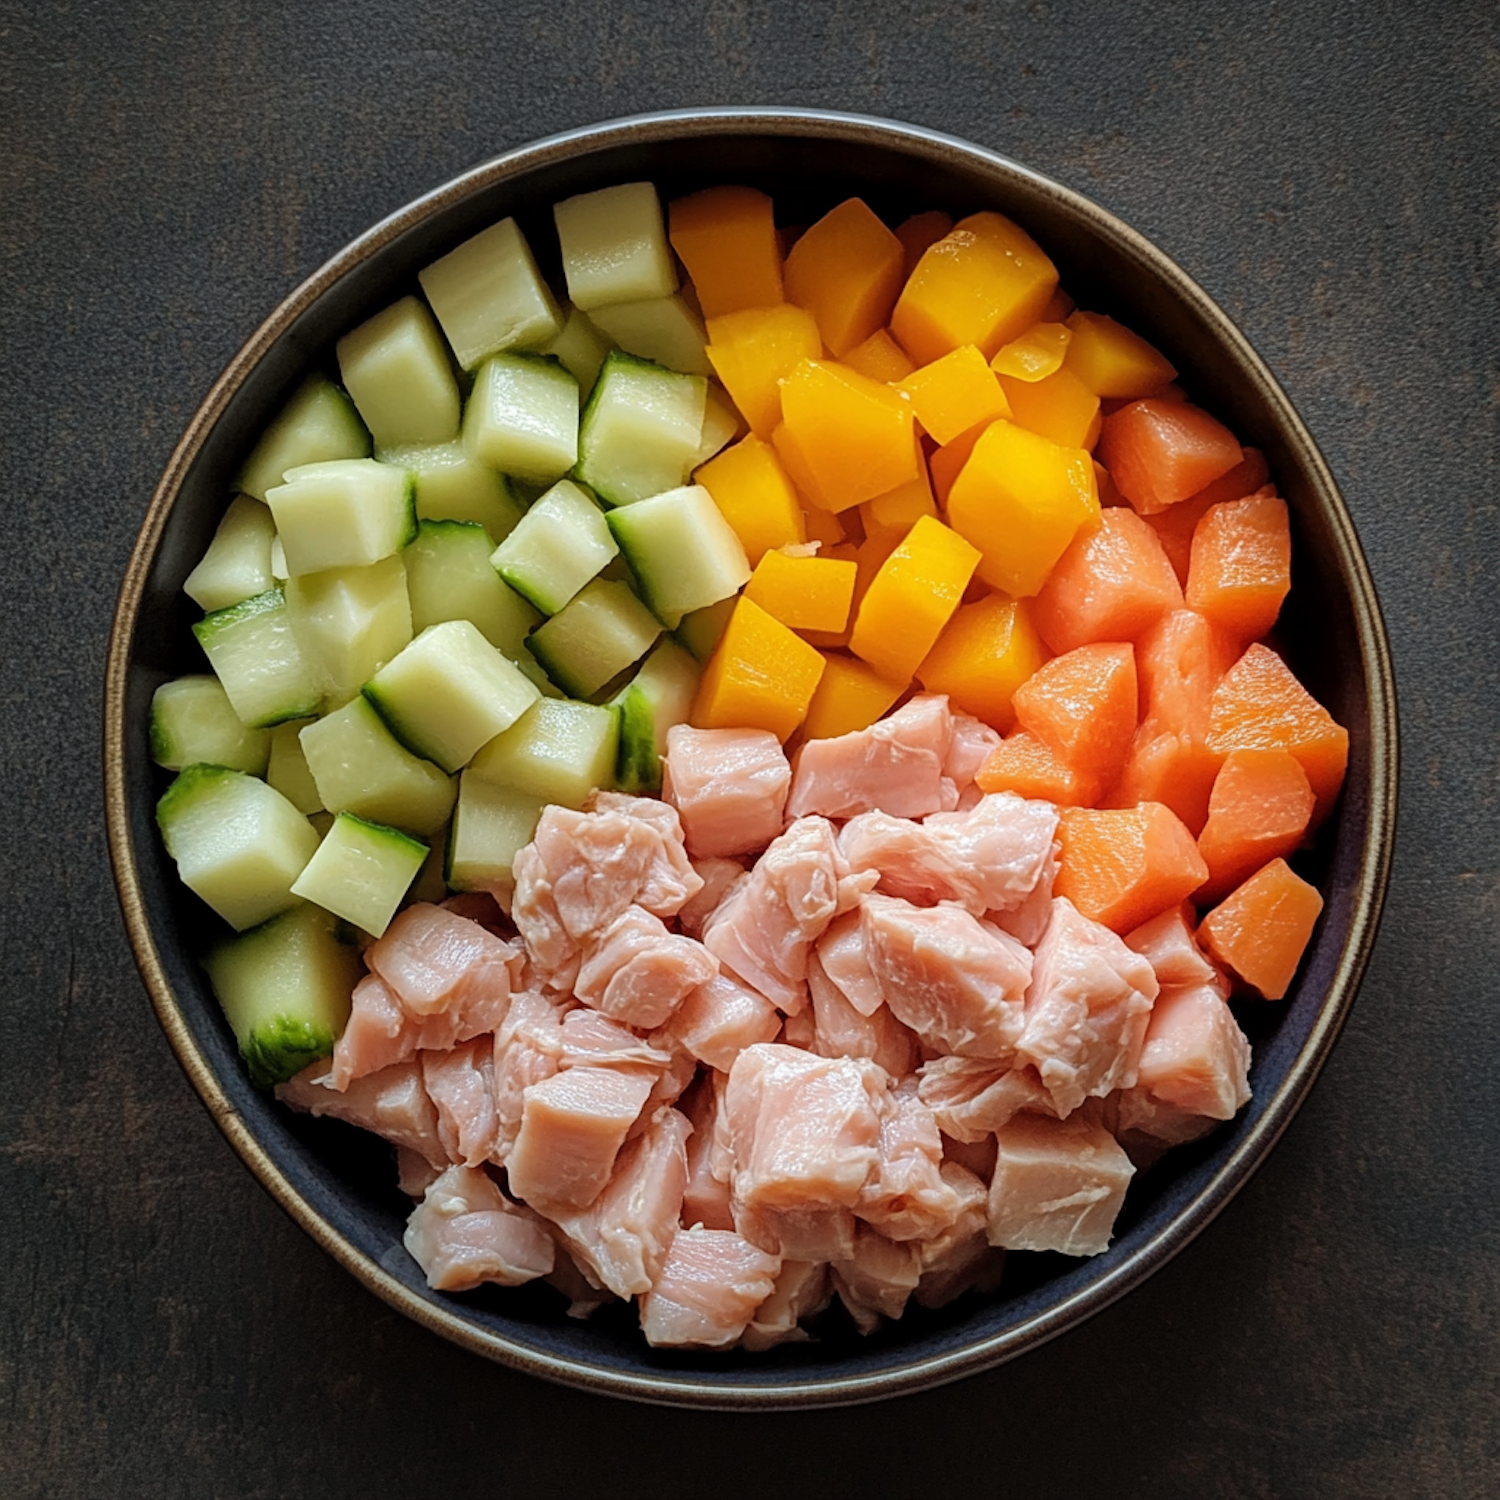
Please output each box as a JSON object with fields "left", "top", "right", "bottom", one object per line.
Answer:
{"left": 639, "top": 1034, "right": 700, "bottom": 1120}
{"left": 986, "top": 851, "right": 1059, "bottom": 949}
{"left": 832, "top": 1225, "right": 923, "bottom": 1333}
{"left": 1129, "top": 982, "right": 1252, "bottom": 1121}
{"left": 703, "top": 816, "right": 870, "bottom": 1012}
{"left": 814, "top": 908, "right": 885, "bottom": 1017}
{"left": 509, "top": 843, "right": 581, "bottom": 994}
{"left": 740, "top": 1259, "right": 834, "bottom": 1351}
{"left": 549, "top": 1007, "right": 675, "bottom": 1073}
{"left": 987, "top": 1113, "right": 1136, "bottom": 1257}
{"left": 787, "top": 693, "right": 956, "bottom": 821}
{"left": 777, "top": 1009, "right": 819, "bottom": 1053}
{"left": 941, "top": 1131, "right": 999, "bottom": 1182}
{"left": 1108, "top": 1089, "right": 1218, "bottom": 1165}
{"left": 588, "top": 792, "right": 703, "bottom": 917}
{"left": 396, "top": 1146, "right": 442, "bottom": 1199}
{"left": 573, "top": 905, "right": 718, "bottom": 1030}
{"left": 807, "top": 951, "right": 920, "bottom": 1079}
{"left": 1125, "top": 904, "right": 1223, "bottom": 991}
{"left": 366, "top": 902, "right": 519, "bottom": 1017}
{"left": 506, "top": 1064, "right": 657, "bottom": 1211}
{"left": 857, "top": 1078, "right": 963, "bottom": 1242}
{"left": 917, "top": 1057, "right": 1056, "bottom": 1143}
{"left": 663, "top": 725, "right": 792, "bottom": 859}
{"left": 681, "top": 1073, "right": 736, "bottom": 1231}
{"left": 668, "top": 971, "right": 782, "bottom": 1073}
{"left": 677, "top": 857, "right": 747, "bottom": 940}
{"left": 491, "top": 989, "right": 567, "bottom": 1164}
{"left": 945, "top": 712, "right": 1004, "bottom": 810}
{"left": 726, "top": 1043, "right": 885, "bottom": 1260}
{"left": 421, "top": 1038, "right": 499, "bottom": 1168}
{"left": 546, "top": 1106, "right": 692, "bottom": 1298}
{"left": 914, "top": 1163, "right": 1005, "bottom": 1309}
{"left": 841, "top": 792, "right": 1059, "bottom": 918}
{"left": 278, "top": 1057, "right": 447, "bottom": 1166}
{"left": 639, "top": 1227, "right": 783, "bottom": 1349}
{"left": 861, "top": 895, "right": 1033, "bottom": 1060}
{"left": 1017, "top": 897, "right": 1160, "bottom": 1117}
{"left": 403, "top": 1164, "right": 555, "bottom": 1291}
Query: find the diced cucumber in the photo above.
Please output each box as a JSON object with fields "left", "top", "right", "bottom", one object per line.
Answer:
{"left": 606, "top": 483, "right": 751, "bottom": 629}
{"left": 183, "top": 495, "right": 276, "bottom": 612}
{"left": 675, "top": 595, "right": 736, "bottom": 663}
{"left": 150, "top": 674, "right": 271, "bottom": 775}
{"left": 265, "top": 458, "right": 416, "bottom": 578}
{"left": 203, "top": 903, "right": 362, "bottom": 1087}
{"left": 266, "top": 719, "right": 323, "bottom": 814}
{"left": 692, "top": 383, "right": 743, "bottom": 468}
{"left": 488, "top": 479, "right": 618, "bottom": 615}
{"left": 553, "top": 182, "right": 677, "bottom": 311}
{"left": 446, "top": 773, "right": 545, "bottom": 891}
{"left": 269, "top": 535, "right": 288, "bottom": 581}
{"left": 364, "top": 619, "right": 541, "bottom": 773}
{"left": 290, "top": 811, "right": 427, "bottom": 938}
{"left": 285, "top": 554, "right": 413, "bottom": 707}
{"left": 542, "top": 303, "right": 614, "bottom": 393}
{"left": 192, "top": 588, "right": 322, "bottom": 729}
{"left": 574, "top": 351, "right": 706, "bottom": 507}
{"left": 468, "top": 697, "right": 619, "bottom": 808}
{"left": 418, "top": 217, "right": 562, "bottom": 370}
{"left": 409, "top": 826, "right": 451, "bottom": 904}
{"left": 406, "top": 519, "right": 541, "bottom": 655}
{"left": 610, "top": 639, "right": 701, "bottom": 794}
{"left": 588, "top": 294, "right": 711, "bottom": 377}
{"left": 525, "top": 578, "right": 661, "bottom": 700}
{"left": 379, "top": 442, "right": 524, "bottom": 539}
{"left": 336, "top": 295, "right": 461, "bottom": 449}
{"left": 235, "top": 375, "right": 372, "bottom": 502}
{"left": 156, "top": 765, "right": 319, "bottom": 931}
{"left": 462, "top": 353, "right": 579, "bottom": 484}
{"left": 298, "top": 695, "right": 456, "bottom": 836}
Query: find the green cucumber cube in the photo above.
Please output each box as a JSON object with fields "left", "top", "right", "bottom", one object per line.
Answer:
{"left": 693, "top": 383, "right": 743, "bottom": 468}
{"left": 235, "top": 374, "right": 371, "bottom": 501}
{"left": 380, "top": 442, "right": 525, "bottom": 539}
{"left": 447, "top": 773, "right": 545, "bottom": 891}
{"left": 285, "top": 554, "right": 413, "bottom": 707}
{"left": 488, "top": 479, "right": 617, "bottom": 615}
{"left": 610, "top": 639, "right": 701, "bottom": 794}
{"left": 468, "top": 697, "right": 619, "bottom": 808}
{"left": 553, "top": 182, "right": 677, "bottom": 311}
{"left": 150, "top": 674, "right": 271, "bottom": 775}
{"left": 406, "top": 519, "right": 541, "bottom": 655}
{"left": 266, "top": 719, "right": 323, "bottom": 814}
{"left": 183, "top": 495, "right": 276, "bottom": 613}
{"left": 266, "top": 458, "right": 416, "bottom": 578}
{"left": 192, "top": 588, "right": 322, "bottom": 729}
{"left": 298, "top": 695, "right": 455, "bottom": 836}
{"left": 541, "top": 303, "right": 614, "bottom": 393}
{"left": 337, "top": 295, "right": 461, "bottom": 449}
{"left": 462, "top": 353, "right": 579, "bottom": 485}
{"left": 364, "top": 619, "right": 540, "bottom": 772}
{"left": 525, "top": 578, "right": 661, "bottom": 700}
{"left": 156, "top": 765, "right": 319, "bottom": 931}
{"left": 409, "top": 829, "right": 451, "bottom": 905}
{"left": 675, "top": 595, "right": 736, "bottom": 663}
{"left": 290, "top": 811, "right": 427, "bottom": 938}
{"left": 574, "top": 351, "right": 706, "bottom": 507}
{"left": 588, "top": 293, "right": 710, "bottom": 377}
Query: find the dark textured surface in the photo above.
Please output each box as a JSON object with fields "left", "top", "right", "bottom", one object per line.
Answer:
{"left": 2, "top": 2, "right": 1495, "bottom": 1496}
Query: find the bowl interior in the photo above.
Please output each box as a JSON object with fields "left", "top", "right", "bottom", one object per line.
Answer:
{"left": 109, "top": 111, "right": 1394, "bottom": 1408}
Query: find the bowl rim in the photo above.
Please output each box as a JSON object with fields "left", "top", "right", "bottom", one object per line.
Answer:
{"left": 103, "top": 104, "right": 1398, "bottom": 1410}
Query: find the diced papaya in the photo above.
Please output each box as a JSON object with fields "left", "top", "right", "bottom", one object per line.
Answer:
{"left": 898, "top": 345, "right": 1011, "bottom": 446}
{"left": 802, "top": 531, "right": 898, "bottom": 650}
{"left": 1040, "top": 286, "right": 1076, "bottom": 322}
{"left": 917, "top": 593, "right": 1048, "bottom": 732}
{"left": 997, "top": 365, "right": 1102, "bottom": 451}
{"left": 975, "top": 730, "right": 1101, "bottom": 806}
{"left": 991, "top": 321, "right": 1072, "bottom": 381}
{"left": 1147, "top": 451, "right": 1272, "bottom": 584}
{"left": 667, "top": 186, "right": 783, "bottom": 318}
{"left": 891, "top": 211, "right": 1060, "bottom": 366}
{"left": 928, "top": 420, "right": 990, "bottom": 506}
{"left": 848, "top": 515, "right": 980, "bottom": 683}
{"left": 778, "top": 359, "right": 919, "bottom": 512}
{"left": 1062, "top": 311, "right": 1177, "bottom": 398}
{"left": 690, "top": 595, "right": 826, "bottom": 742}
{"left": 1197, "top": 857, "right": 1323, "bottom": 1000}
{"left": 1197, "top": 749, "right": 1315, "bottom": 903}
{"left": 1011, "top": 641, "right": 1138, "bottom": 787}
{"left": 1096, "top": 398, "right": 1244, "bottom": 515}
{"left": 861, "top": 456, "right": 937, "bottom": 552}
{"left": 800, "top": 500, "right": 850, "bottom": 549}
{"left": 742, "top": 550, "right": 857, "bottom": 634}
{"left": 895, "top": 210, "right": 954, "bottom": 277}
{"left": 1186, "top": 491, "right": 1292, "bottom": 642}
{"left": 705, "top": 304, "right": 823, "bottom": 437}
{"left": 1206, "top": 644, "right": 1349, "bottom": 823}
{"left": 1055, "top": 802, "right": 1210, "bottom": 934}
{"left": 800, "top": 653, "right": 908, "bottom": 740}
{"left": 946, "top": 419, "right": 1100, "bottom": 597}
{"left": 784, "top": 199, "right": 906, "bottom": 357}
{"left": 1031, "top": 506, "right": 1184, "bottom": 655}
{"left": 842, "top": 328, "right": 917, "bottom": 383}
{"left": 695, "top": 433, "right": 806, "bottom": 566}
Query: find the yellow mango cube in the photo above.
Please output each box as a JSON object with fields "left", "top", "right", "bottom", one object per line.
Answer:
{"left": 898, "top": 344, "right": 1012, "bottom": 445}
{"left": 784, "top": 198, "right": 906, "bottom": 357}
{"left": 1063, "top": 311, "right": 1177, "bottom": 398}
{"left": 917, "top": 594, "right": 1048, "bottom": 732}
{"left": 997, "top": 365, "right": 1102, "bottom": 450}
{"left": 860, "top": 453, "right": 936, "bottom": 551}
{"left": 705, "top": 304, "right": 822, "bottom": 437}
{"left": 691, "top": 595, "right": 826, "bottom": 742}
{"left": 801, "top": 653, "right": 908, "bottom": 741}
{"left": 743, "top": 550, "right": 857, "bottom": 633}
{"left": 668, "top": 186, "right": 783, "bottom": 319}
{"left": 842, "top": 328, "right": 916, "bottom": 383}
{"left": 991, "top": 321, "right": 1072, "bottom": 381}
{"left": 694, "top": 434, "right": 806, "bottom": 566}
{"left": 800, "top": 500, "right": 849, "bottom": 549}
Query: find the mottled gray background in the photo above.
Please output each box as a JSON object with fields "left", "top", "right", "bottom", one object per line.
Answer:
{"left": 3, "top": 2, "right": 1497, "bottom": 1496}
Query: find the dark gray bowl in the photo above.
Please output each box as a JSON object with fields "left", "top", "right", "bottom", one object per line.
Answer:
{"left": 104, "top": 107, "right": 1397, "bottom": 1409}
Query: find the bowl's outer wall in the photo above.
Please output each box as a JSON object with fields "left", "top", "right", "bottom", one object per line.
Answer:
{"left": 111, "top": 111, "right": 1394, "bottom": 1408}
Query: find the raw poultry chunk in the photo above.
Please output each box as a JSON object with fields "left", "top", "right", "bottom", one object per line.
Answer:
{"left": 278, "top": 1057, "right": 446, "bottom": 1167}
{"left": 916, "top": 1057, "right": 1055, "bottom": 1143}
{"left": 669, "top": 971, "right": 782, "bottom": 1073}
{"left": 1129, "top": 981, "right": 1251, "bottom": 1121}
{"left": 421, "top": 1038, "right": 499, "bottom": 1167}
{"left": 663, "top": 724, "right": 791, "bottom": 858}
{"left": 677, "top": 857, "right": 747, "bottom": 940}
{"left": 366, "top": 902, "right": 519, "bottom": 1017}
{"left": 740, "top": 1259, "right": 833, "bottom": 1350}
{"left": 1124, "top": 904, "right": 1224, "bottom": 991}
{"left": 914, "top": 1163, "right": 1005, "bottom": 1309}
{"left": 573, "top": 904, "right": 718, "bottom": 1030}
{"left": 856, "top": 1079, "right": 964, "bottom": 1241}
{"left": 403, "top": 1165, "right": 555, "bottom": 1291}
{"left": 639, "top": 1227, "right": 782, "bottom": 1348}
{"left": 814, "top": 908, "right": 885, "bottom": 1017}
{"left": 807, "top": 951, "right": 921, "bottom": 1079}
{"left": 832, "top": 1225, "right": 923, "bottom": 1333}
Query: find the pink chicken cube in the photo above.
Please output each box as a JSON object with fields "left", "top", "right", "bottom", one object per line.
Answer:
{"left": 663, "top": 725, "right": 792, "bottom": 859}
{"left": 669, "top": 971, "right": 782, "bottom": 1074}
{"left": 814, "top": 908, "right": 885, "bottom": 1017}
{"left": 740, "top": 1259, "right": 834, "bottom": 1351}
{"left": 914, "top": 1162, "right": 1005, "bottom": 1309}
{"left": 807, "top": 951, "right": 920, "bottom": 1081}
{"left": 366, "top": 903, "right": 518, "bottom": 1018}
{"left": 1125, "top": 904, "right": 1225, "bottom": 992}
{"left": 278, "top": 1057, "right": 447, "bottom": 1167}
{"left": 944, "top": 711, "right": 1003, "bottom": 808}
{"left": 832, "top": 1225, "right": 923, "bottom": 1333}
{"left": 676, "top": 857, "right": 747, "bottom": 940}
{"left": 573, "top": 905, "right": 718, "bottom": 1031}
{"left": 856, "top": 1079, "right": 964, "bottom": 1242}
{"left": 1131, "top": 982, "right": 1252, "bottom": 1121}
{"left": 638, "top": 1227, "right": 783, "bottom": 1349}
{"left": 916, "top": 1057, "right": 1055, "bottom": 1144}
{"left": 421, "top": 1038, "right": 499, "bottom": 1168}
{"left": 402, "top": 1165, "right": 555, "bottom": 1291}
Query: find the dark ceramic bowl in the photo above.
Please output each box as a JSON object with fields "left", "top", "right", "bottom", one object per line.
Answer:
{"left": 104, "top": 108, "right": 1397, "bottom": 1409}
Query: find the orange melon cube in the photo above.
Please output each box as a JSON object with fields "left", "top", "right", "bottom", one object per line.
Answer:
{"left": 705, "top": 304, "right": 822, "bottom": 437}
{"left": 895, "top": 210, "right": 954, "bottom": 277}
{"left": 690, "top": 595, "right": 826, "bottom": 743}
{"left": 1197, "top": 857, "right": 1323, "bottom": 999}
{"left": 1097, "top": 399, "right": 1243, "bottom": 514}
{"left": 1147, "top": 450, "right": 1272, "bottom": 584}
{"left": 976, "top": 730, "right": 1102, "bottom": 806}
{"left": 1012, "top": 641, "right": 1139, "bottom": 787}
{"left": 848, "top": 515, "right": 980, "bottom": 683}
{"left": 1063, "top": 311, "right": 1177, "bottom": 399}
{"left": 1056, "top": 802, "right": 1210, "bottom": 934}
{"left": 990, "top": 321, "right": 1072, "bottom": 381}
{"left": 860, "top": 450, "right": 936, "bottom": 551}
{"left": 801, "top": 653, "right": 908, "bottom": 741}
{"left": 891, "top": 211, "right": 1060, "bottom": 366}
{"left": 743, "top": 550, "right": 857, "bottom": 634}
{"left": 997, "top": 365, "right": 1102, "bottom": 450}
{"left": 1186, "top": 491, "right": 1292, "bottom": 642}
{"left": 800, "top": 501, "right": 850, "bottom": 550}
{"left": 917, "top": 593, "right": 1048, "bottom": 732}
{"left": 784, "top": 198, "right": 906, "bottom": 357}
{"left": 898, "top": 344, "right": 1012, "bottom": 445}
{"left": 694, "top": 434, "right": 806, "bottom": 566}
{"left": 946, "top": 419, "right": 1100, "bottom": 597}
{"left": 928, "top": 420, "right": 989, "bottom": 506}
{"left": 778, "top": 359, "right": 919, "bottom": 513}
{"left": 842, "top": 327, "right": 916, "bottom": 383}
{"left": 668, "top": 186, "right": 783, "bottom": 319}
{"left": 1197, "top": 748, "right": 1315, "bottom": 903}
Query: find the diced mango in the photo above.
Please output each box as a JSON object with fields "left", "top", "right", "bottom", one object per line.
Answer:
{"left": 705, "top": 304, "right": 822, "bottom": 437}
{"left": 894, "top": 210, "right": 954, "bottom": 277}
{"left": 742, "top": 550, "right": 857, "bottom": 634}
{"left": 849, "top": 515, "right": 980, "bottom": 683}
{"left": 928, "top": 419, "right": 990, "bottom": 506}
{"left": 1063, "top": 311, "right": 1177, "bottom": 398}
{"left": 860, "top": 449, "right": 937, "bottom": 551}
{"left": 991, "top": 321, "right": 1072, "bottom": 381}
{"left": 917, "top": 593, "right": 1048, "bottom": 732}
{"left": 801, "top": 653, "right": 908, "bottom": 741}
{"left": 690, "top": 595, "right": 826, "bottom": 742}
{"left": 842, "top": 328, "right": 916, "bottom": 383}
{"left": 668, "top": 186, "right": 783, "bottom": 319}
{"left": 694, "top": 434, "right": 806, "bottom": 566}
{"left": 891, "top": 211, "right": 1060, "bottom": 366}
{"left": 800, "top": 501, "right": 849, "bottom": 549}
{"left": 800, "top": 532, "right": 895, "bottom": 650}
{"left": 998, "top": 365, "right": 1102, "bottom": 450}
{"left": 946, "top": 419, "right": 1100, "bottom": 597}
{"left": 784, "top": 199, "right": 906, "bottom": 357}
{"left": 897, "top": 344, "right": 1012, "bottom": 446}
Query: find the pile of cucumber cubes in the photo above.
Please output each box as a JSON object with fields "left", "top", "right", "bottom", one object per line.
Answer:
{"left": 152, "top": 183, "right": 751, "bottom": 1083}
